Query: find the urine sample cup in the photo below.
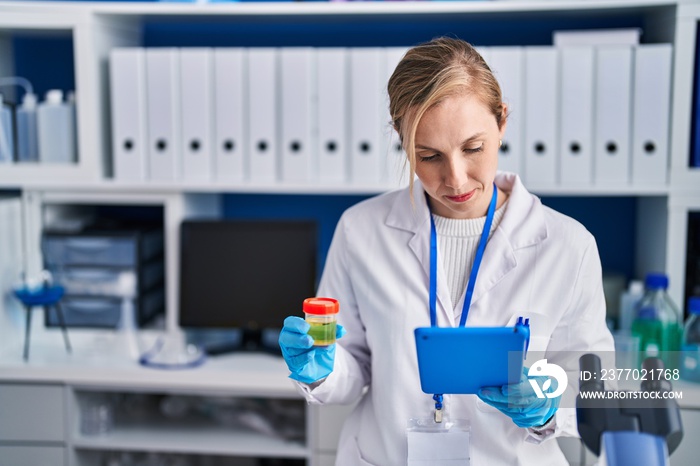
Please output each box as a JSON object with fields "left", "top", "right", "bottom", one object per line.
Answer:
{"left": 303, "top": 297, "right": 339, "bottom": 346}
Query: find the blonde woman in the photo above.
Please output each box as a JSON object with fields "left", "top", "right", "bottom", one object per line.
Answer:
{"left": 280, "top": 37, "right": 613, "bottom": 465}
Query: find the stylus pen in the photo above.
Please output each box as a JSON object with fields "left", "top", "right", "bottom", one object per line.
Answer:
{"left": 516, "top": 316, "right": 531, "bottom": 356}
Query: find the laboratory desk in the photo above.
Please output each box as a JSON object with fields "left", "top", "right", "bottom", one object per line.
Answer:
{"left": 0, "top": 338, "right": 699, "bottom": 466}
{"left": 0, "top": 337, "right": 352, "bottom": 466}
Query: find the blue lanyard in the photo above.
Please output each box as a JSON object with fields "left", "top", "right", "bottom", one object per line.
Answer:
{"left": 427, "top": 183, "right": 498, "bottom": 327}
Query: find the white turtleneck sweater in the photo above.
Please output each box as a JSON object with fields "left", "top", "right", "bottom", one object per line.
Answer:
{"left": 432, "top": 200, "right": 508, "bottom": 313}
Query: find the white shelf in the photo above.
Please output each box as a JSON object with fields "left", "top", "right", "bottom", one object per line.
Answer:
{"left": 73, "top": 417, "right": 307, "bottom": 458}
{"left": 0, "top": 0, "right": 690, "bottom": 195}
{"left": 0, "top": 0, "right": 679, "bottom": 17}
{"left": 18, "top": 179, "right": 405, "bottom": 196}
{"left": 670, "top": 168, "right": 700, "bottom": 195}
{"left": 4, "top": 179, "right": 673, "bottom": 197}
{"left": 528, "top": 185, "right": 670, "bottom": 197}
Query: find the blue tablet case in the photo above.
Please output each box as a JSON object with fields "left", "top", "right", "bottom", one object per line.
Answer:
{"left": 414, "top": 326, "right": 528, "bottom": 394}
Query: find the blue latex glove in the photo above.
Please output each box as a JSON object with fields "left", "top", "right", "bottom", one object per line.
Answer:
{"left": 477, "top": 366, "right": 561, "bottom": 428}
{"left": 278, "top": 316, "right": 346, "bottom": 385}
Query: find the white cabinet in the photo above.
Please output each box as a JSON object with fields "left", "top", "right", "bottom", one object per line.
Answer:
{"left": 0, "top": 352, "right": 353, "bottom": 465}
{"left": 0, "top": 383, "right": 65, "bottom": 442}
{"left": 1, "top": 1, "right": 699, "bottom": 464}
{"left": 68, "top": 388, "right": 308, "bottom": 463}
{"left": 0, "top": 383, "right": 66, "bottom": 466}
{"left": 0, "top": 446, "right": 65, "bottom": 466}
{"left": 669, "top": 1, "right": 700, "bottom": 192}
{"left": 0, "top": 1, "right": 695, "bottom": 193}
{"left": 0, "top": 7, "right": 122, "bottom": 187}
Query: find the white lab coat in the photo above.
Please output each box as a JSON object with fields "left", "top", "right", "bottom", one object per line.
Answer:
{"left": 297, "top": 172, "right": 614, "bottom": 466}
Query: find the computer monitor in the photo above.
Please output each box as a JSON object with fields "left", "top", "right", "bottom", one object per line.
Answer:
{"left": 179, "top": 219, "right": 317, "bottom": 354}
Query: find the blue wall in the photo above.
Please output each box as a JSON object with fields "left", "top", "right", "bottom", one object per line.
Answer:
{"left": 222, "top": 193, "right": 371, "bottom": 280}
{"left": 221, "top": 193, "right": 638, "bottom": 282}
{"left": 540, "top": 196, "right": 637, "bottom": 279}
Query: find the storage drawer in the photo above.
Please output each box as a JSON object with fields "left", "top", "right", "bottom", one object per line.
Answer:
{"left": 0, "top": 446, "right": 65, "bottom": 466}
{"left": 46, "top": 288, "right": 165, "bottom": 328}
{"left": 0, "top": 384, "right": 64, "bottom": 442}
{"left": 43, "top": 230, "right": 163, "bottom": 268}
{"left": 52, "top": 262, "right": 164, "bottom": 296}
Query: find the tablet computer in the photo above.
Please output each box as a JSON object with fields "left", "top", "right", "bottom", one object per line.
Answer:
{"left": 414, "top": 326, "right": 527, "bottom": 394}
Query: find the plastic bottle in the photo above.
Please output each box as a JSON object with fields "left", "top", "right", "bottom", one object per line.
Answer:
{"left": 303, "top": 297, "right": 339, "bottom": 346}
{"left": 0, "top": 93, "right": 15, "bottom": 162}
{"left": 619, "top": 279, "right": 645, "bottom": 331}
{"left": 681, "top": 297, "right": 700, "bottom": 383}
{"left": 67, "top": 90, "right": 78, "bottom": 152}
{"left": 631, "top": 273, "right": 683, "bottom": 369}
{"left": 37, "top": 89, "right": 76, "bottom": 163}
{"left": 16, "top": 92, "right": 39, "bottom": 162}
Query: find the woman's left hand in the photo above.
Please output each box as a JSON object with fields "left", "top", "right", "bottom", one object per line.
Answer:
{"left": 477, "top": 367, "right": 560, "bottom": 428}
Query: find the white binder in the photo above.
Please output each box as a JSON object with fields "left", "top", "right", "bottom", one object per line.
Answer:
{"left": 524, "top": 47, "right": 558, "bottom": 188}
{"left": 247, "top": 48, "right": 278, "bottom": 183}
{"left": 559, "top": 46, "right": 594, "bottom": 187}
{"left": 489, "top": 47, "right": 524, "bottom": 180}
{"left": 594, "top": 46, "right": 632, "bottom": 186}
{"left": 213, "top": 48, "right": 246, "bottom": 183}
{"left": 383, "top": 46, "right": 410, "bottom": 188}
{"left": 349, "top": 48, "right": 384, "bottom": 185}
{"left": 180, "top": 48, "right": 213, "bottom": 183}
{"left": 631, "top": 44, "right": 672, "bottom": 187}
{"left": 110, "top": 48, "right": 148, "bottom": 182}
{"left": 317, "top": 48, "right": 348, "bottom": 183}
{"left": 145, "top": 48, "right": 181, "bottom": 181}
{"left": 280, "top": 48, "right": 316, "bottom": 183}
{"left": 553, "top": 28, "right": 641, "bottom": 47}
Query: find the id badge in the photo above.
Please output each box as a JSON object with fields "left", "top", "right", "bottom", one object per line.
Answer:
{"left": 407, "top": 417, "right": 471, "bottom": 465}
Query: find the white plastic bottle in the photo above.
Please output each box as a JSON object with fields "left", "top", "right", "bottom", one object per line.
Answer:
{"left": 16, "top": 93, "right": 39, "bottom": 162}
{"left": 37, "top": 89, "right": 76, "bottom": 163}
{"left": 0, "top": 93, "right": 15, "bottom": 162}
{"left": 619, "top": 279, "right": 644, "bottom": 331}
{"left": 67, "top": 90, "right": 78, "bottom": 151}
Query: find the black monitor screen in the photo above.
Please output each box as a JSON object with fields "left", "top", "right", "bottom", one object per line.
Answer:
{"left": 179, "top": 220, "right": 317, "bottom": 330}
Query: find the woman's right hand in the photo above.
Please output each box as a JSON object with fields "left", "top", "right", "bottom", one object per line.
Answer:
{"left": 278, "top": 316, "right": 346, "bottom": 385}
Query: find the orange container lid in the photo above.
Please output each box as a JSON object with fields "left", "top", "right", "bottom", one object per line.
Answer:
{"left": 303, "top": 297, "right": 339, "bottom": 315}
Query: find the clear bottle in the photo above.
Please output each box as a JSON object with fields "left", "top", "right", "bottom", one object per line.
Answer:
{"left": 37, "top": 89, "right": 76, "bottom": 163}
{"left": 66, "top": 90, "right": 78, "bottom": 151}
{"left": 681, "top": 297, "right": 700, "bottom": 383}
{"left": 0, "top": 93, "right": 15, "bottom": 162}
{"left": 16, "top": 92, "right": 39, "bottom": 162}
{"left": 631, "top": 273, "right": 683, "bottom": 369}
{"left": 619, "top": 279, "right": 644, "bottom": 332}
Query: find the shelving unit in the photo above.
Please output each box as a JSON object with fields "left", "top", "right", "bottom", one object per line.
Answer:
{"left": 69, "top": 387, "right": 308, "bottom": 460}
{"left": 0, "top": 348, "right": 342, "bottom": 466}
{"left": 1, "top": 1, "right": 699, "bottom": 464}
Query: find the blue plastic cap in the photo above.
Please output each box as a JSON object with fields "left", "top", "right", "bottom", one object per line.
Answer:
{"left": 645, "top": 273, "right": 668, "bottom": 290}
{"left": 689, "top": 297, "right": 700, "bottom": 315}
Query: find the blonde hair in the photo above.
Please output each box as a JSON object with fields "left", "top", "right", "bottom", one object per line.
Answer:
{"left": 387, "top": 37, "right": 506, "bottom": 198}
